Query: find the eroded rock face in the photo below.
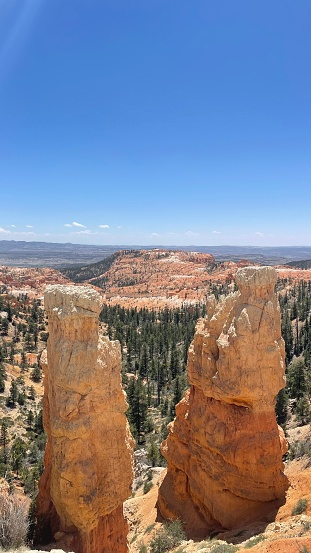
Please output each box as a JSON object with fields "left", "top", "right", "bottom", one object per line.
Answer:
{"left": 158, "top": 266, "right": 289, "bottom": 535}
{"left": 36, "top": 285, "right": 134, "bottom": 553}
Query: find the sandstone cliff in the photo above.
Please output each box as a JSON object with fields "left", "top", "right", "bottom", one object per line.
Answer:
{"left": 158, "top": 266, "right": 289, "bottom": 536}
{"left": 35, "top": 285, "right": 134, "bottom": 553}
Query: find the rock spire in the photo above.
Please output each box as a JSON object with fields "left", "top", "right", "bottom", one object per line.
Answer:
{"left": 158, "top": 266, "right": 289, "bottom": 535}
{"left": 35, "top": 285, "right": 134, "bottom": 553}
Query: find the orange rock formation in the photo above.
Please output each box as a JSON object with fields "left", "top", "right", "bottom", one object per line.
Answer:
{"left": 158, "top": 266, "right": 289, "bottom": 535}
{"left": 0, "top": 266, "right": 70, "bottom": 297}
{"left": 35, "top": 285, "right": 134, "bottom": 553}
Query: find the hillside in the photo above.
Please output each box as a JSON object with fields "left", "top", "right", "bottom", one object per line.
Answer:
{"left": 61, "top": 249, "right": 239, "bottom": 308}
{"left": 60, "top": 249, "right": 311, "bottom": 309}
{"left": 287, "top": 259, "right": 311, "bottom": 270}
{"left": 61, "top": 249, "right": 217, "bottom": 306}
{"left": 60, "top": 251, "right": 121, "bottom": 282}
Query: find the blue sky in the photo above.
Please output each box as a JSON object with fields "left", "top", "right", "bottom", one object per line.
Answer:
{"left": 0, "top": 0, "right": 310, "bottom": 246}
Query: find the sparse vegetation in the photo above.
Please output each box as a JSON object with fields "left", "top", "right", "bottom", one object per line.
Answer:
{"left": 289, "top": 439, "right": 311, "bottom": 461}
{"left": 244, "top": 534, "right": 266, "bottom": 548}
{"left": 292, "top": 498, "right": 309, "bottom": 515}
{"left": 149, "top": 519, "right": 186, "bottom": 553}
{"left": 144, "top": 523, "right": 156, "bottom": 534}
{"left": 302, "top": 519, "right": 311, "bottom": 533}
{"left": 210, "top": 544, "right": 237, "bottom": 553}
{"left": 0, "top": 293, "right": 46, "bottom": 498}
{"left": 143, "top": 480, "right": 153, "bottom": 494}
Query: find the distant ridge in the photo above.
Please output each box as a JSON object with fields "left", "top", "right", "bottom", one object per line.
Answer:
{"left": 286, "top": 259, "right": 311, "bottom": 270}
{"left": 1, "top": 240, "right": 311, "bottom": 268}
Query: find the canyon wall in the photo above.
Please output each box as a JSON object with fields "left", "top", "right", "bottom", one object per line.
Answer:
{"left": 35, "top": 285, "right": 134, "bottom": 553}
{"left": 158, "top": 266, "right": 289, "bottom": 535}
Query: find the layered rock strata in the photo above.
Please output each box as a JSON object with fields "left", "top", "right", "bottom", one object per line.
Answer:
{"left": 35, "top": 285, "right": 134, "bottom": 553}
{"left": 158, "top": 266, "right": 289, "bottom": 535}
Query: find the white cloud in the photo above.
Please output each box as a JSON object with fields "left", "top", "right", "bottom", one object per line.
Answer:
{"left": 26, "top": 225, "right": 33, "bottom": 228}
{"left": 75, "top": 229, "right": 92, "bottom": 235}
{"left": 151, "top": 232, "right": 159, "bottom": 236}
{"left": 255, "top": 232, "right": 264, "bottom": 237}
{"left": 0, "top": 227, "right": 10, "bottom": 234}
{"left": 10, "top": 224, "right": 16, "bottom": 228}
{"left": 72, "top": 221, "right": 86, "bottom": 228}
{"left": 64, "top": 221, "right": 86, "bottom": 228}
{"left": 185, "top": 230, "right": 199, "bottom": 237}
{"left": 212, "top": 230, "right": 221, "bottom": 234}
{"left": 117, "top": 226, "right": 122, "bottom": 229}
{"left": 99, "top": 224, "right": 109, "bottom": 229}
{"left": 167, "top": 232, "right": 179, "bottom": 236}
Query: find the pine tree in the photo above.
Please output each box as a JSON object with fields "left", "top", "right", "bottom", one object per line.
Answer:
{"left": 275, "top": 388, "right": 289, "bottom": 425}
{"left": 26, "top": 410, "right": 34, "bottom": 430}
{"left": 31, "top": 364, "right": 42, "bottom": 383}
{"left": 6, "top": 379, "right": 18, "bottom": 407}
{"left": 128, "top": 379, "right": 148, "bottom": 444}
{"left": 287, "top": 358, "right": 307, "bottom": 400}
{"left": 0, "top": 420, "right": 9, "bottom": 453}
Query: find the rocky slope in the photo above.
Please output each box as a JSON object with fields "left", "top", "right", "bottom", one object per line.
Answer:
{"left": 70, "top": 249, "right": 311, "bottom": 308}
{"left": 89, "top": 250, "right": 216, "bottom": 307}
{"left": 0, "top": 266, "right": 70, "bottom": 297}
{"left": 158, "top": 266, "right": 289, "bottom": 536}
{"left": 35, "top": 285, "right": 134, "bottom": 553}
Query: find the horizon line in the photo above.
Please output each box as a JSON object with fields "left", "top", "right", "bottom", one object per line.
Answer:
{"left": 1, "top": 239, "right": 311, "bottom": 249}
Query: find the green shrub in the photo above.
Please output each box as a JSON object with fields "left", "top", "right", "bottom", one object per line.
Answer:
{"left": 292, "top": 498, "right": 309, "bottom": 515}
{"left": 244, "top": 534, "right": 265, "bottom": 548}
{"left": 144, "top": 523, "right": 156, "bottom": 534}
{"left": 143, "top": 480, "right": 153, "bottom": 494}
{"left": 149, "top": 519, "right": 186, "bottom": 553}
{"left": 211, "top": 545, "right": 237, "bottom": 553}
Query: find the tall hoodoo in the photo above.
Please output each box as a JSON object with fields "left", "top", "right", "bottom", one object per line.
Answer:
{"left": 36, "top": 285, "right": 134, "bottom": 553}
{"left": 158, "top": 266, "right": 289, "bottom": 535}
